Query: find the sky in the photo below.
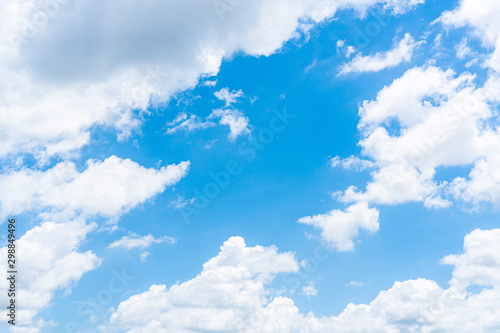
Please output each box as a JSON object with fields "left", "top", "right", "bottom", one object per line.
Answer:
{"left": 1, "top": 0, "right": 500, "bottom": 332}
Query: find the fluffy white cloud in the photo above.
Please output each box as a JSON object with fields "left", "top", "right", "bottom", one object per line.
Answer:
{"left": 102, "top": 236, "right": 299, "bottom": 333}
{"left": 103, "top": 229, "right": 500, "bottom": 333}
{"left": 442, "top": 228, "right": 500, "bottom": 290}
{"left": 304, "top": 64, "right": 500, "bottom": 247}
{"left": 0, "top": 220, "right": 100, "bottom": 328}
{"left": 297, "top": 202, "right": 380, "bottom": 251}
{"left": 338, "top": 33, "right": 423, "bottom": 75}
{"left": 338, "top": 66, "right": 500, "bottom": 208}
{"left": 0, "top": 0, "right": 424, "bottom": 161}
{"left": 108, "top": 233, "right": 177, "bottom": 251}
{"left": 0, "top": 156, "right": 190, "bottom": 220}
{"left": 209, "top": 109, "right": 252, "bottom": 140}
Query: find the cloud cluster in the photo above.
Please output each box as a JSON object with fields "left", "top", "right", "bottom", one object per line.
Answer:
{"left": 1, "top": 0, "right": 411, "bottom": 161}
{"left": 303, "top": 63, "right": 500, "bottom": 249}
{"left": 0, "top": 220, "right": 100, "bottom": 328}
{"left": 103, "top": 229, "right": 500, "bottom": 332}
{"left": 103, "top": 237, "right": 299, "bottom": 332}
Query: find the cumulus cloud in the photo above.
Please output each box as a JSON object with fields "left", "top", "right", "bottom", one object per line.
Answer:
{"left": 297, "top": 201, "right": 380, "bottom": 251}
{"left": 338, "top": 66, "right": 500, "bottom": 209}
{"left": 102, "top": 236, "right": 299, "bottom": 332}
{"left": 108, "top": 234, "right": 177, "bottom": 251}
{"left": 303, "top": 63, "right": 500, "bottom": 247}
{"left": 0, "top": 156, "right": 190, "bottom": 220}
{"left": 103, "top": 229, "right": 500, "bottom": 332}
{"left": 338, "top": 33, "right": 423, "bottom": 75}
{"left": 441, "top": 228, "right": 500, "bottom": 291}
{"left": 0, "top": 220, "right": 100, "bottom": 328}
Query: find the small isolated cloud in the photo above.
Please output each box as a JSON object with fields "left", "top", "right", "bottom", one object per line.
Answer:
{"left": 346, "top": 281, "right": 364, "bottom": 287}
{"left": 140, "top": 251, "right": 151, "bottom": 262}
{"left": 297, "top": 201, "right": 380, "bottom": 251}
{"left": 202, "top": 80, "right": 218, "bottom": 87}
{"left": 338, "top": 33, "right": 423, "bottom": 75}
{"left": 108, "top": 233, "right": 177, "bottom": 251}
{"left": 214, "top": 88, "right": 244, "bottom": 107}
{"left": 170, "top": 196, "right": 195, "bottom": 209}
{"left": 165, "top": 112, "right": 215, "bottom": 135}
{"left": 165, "top": 108, "right": 251, "bottom": 141}
{"left": 301, "top": 281, "right": 318, "bottom": 297}
{"left": 337, "top": 40, "right": 357, "bottom": 58}
{"left": 209, "top": 109, "right": 251, "bottom": 140}
{"left": 331, "top": 155, "right": 376, "bottom": 171}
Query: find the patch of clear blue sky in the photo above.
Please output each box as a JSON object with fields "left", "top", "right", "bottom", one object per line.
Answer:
{"left": 36, "top": 0, "right": 500, "bottom": 329}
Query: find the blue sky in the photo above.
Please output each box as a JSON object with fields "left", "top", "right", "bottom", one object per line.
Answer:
{"left": 2, "top": 0, "right": 500, "bottom": 332}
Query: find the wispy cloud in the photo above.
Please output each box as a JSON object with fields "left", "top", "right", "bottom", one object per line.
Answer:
{"left": 214, "top": 88, "right": 244, "bottom": 107}
{"left": 338, "top": 33, "right": 423, "bottom": 75}
{"left": 108, "top": 233, "right": 177, "bottom": 251}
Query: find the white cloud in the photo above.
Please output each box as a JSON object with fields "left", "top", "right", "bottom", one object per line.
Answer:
{"left": 456, "top": 37, "right": 473, "bottom": 60}
{"left": 337, "top": 66, "right": 500, "bottom": 209}
{"left": 102, "top": 236, "right": 299, "bottom": 332}
{"left": 166, "top": 108, "right": 251, "bottom": 140}
{"left": 214, "top": 88, "right": 244, "bottom": 107}
{"left": 108, "top": 234, "right": 177, "bottom": 251}
{"left": 346, "top": 281, "right": 364, "bottom": 287}
{"left": 103, "top": 229, "right": 500, "bottom": 333}
{"left": 169, "top": 196, "right": 195, "bottom": 209}
{"left": 165, "top": 112, "right": 215, "bottom": 135}
{"left": 330, "top": 155, "right": 375, "bottom": 171}
{"left": 303, "top": 65, "right": 500, "bottom": 247}
{"left": 140, "top": 251, "right": 150, "bottom": 262}
{"left": 441, "top": 228, "right": 500, "bottom": 291}
{"left": 300, "top": 281, "right": 318, "bottom": 297}
{"left": 1, "top": 0, "right": 417, "bottom": 162}
{"left": 297, "top": 202, "right": 380, "bottom": 251}
{"left": 0, "top": 156, "right": 190, "bottom": 220}
{"left": 338, "top": 33, "right": 423, "bottom": 75}
{"left": 202, "top": 79, "right": 217, "bottom": 87}
{"left": 0, "top": 220, "right": 100, "bottom": 327}
{"left": 384, "top": 0, "right": 425, "bottom": 15}
{"left": 440, "top": 0, "right": 500, "bottom": 72}
{"left": 209, "top": 109, "right": 252, "bottom": 140}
